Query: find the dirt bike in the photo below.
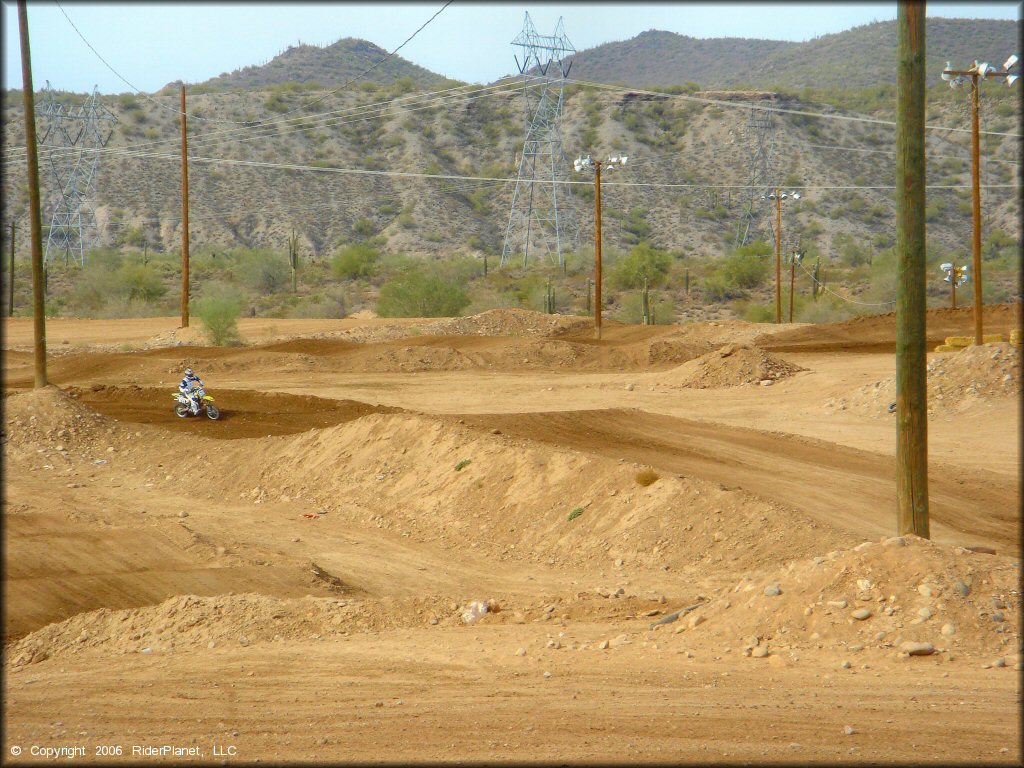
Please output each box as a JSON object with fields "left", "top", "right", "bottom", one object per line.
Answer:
{"left": 173, "top": 386, "right": 220, "bottom": 420}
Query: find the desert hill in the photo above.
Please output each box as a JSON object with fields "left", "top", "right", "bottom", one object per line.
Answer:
{"left": 179, "top": 37, "right": 454, "bottom": 93}
{"left": 568, "top": 18, "right": 1021, "bottom": 90}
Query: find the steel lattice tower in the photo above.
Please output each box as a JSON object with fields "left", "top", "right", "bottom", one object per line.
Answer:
{"left": 734, "top": 100, "right": 777, "bottom": 248}
{"left": 500, "top": 13, "right": 579, "bottom": 268}
{"left": 39, "top": 83, "right": 117, "bottom": 267}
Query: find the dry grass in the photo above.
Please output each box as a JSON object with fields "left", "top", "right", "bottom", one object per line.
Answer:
{"left": 634, "top": 468, "right": 659, "bottom": 487}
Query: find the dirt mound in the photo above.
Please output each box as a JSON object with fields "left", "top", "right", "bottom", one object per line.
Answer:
{"left": 426, "top": 308, "right": 594, "bottom": 338}
{"left": 2, "top": 386, "right": 119, "bottom": 453}
{"left": 656, "top": 344, "right": 806, "bottom": 388}
{"left": 6, "top": 591, "right": 458, "bottom": 665}
{"left": 759, "top": 303, "right": 1019, "bottom": 353}
{"left": 138, "top": 412, "right": 855, "bottom": 576}
{"left": 334, "top": 309, "right": 593, "bottom": 344}
{"left": 677, "top": 535, "right": 1021, "bottom": 660}
{"left": 828, "top": 342, "right": 1019, "bottom": 417}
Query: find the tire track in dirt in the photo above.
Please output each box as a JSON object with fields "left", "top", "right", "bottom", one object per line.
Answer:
{"left": 456, "top": 410, "right": 1018, "bottom": 554}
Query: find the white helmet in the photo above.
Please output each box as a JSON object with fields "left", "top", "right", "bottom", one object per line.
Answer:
{"left": 185, "top": 368, "right": 194, "bottom": 377}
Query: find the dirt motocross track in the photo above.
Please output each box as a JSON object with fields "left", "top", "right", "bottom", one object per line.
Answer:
{"left": 2, "top": 306, "right": 1021, "bottom": 764}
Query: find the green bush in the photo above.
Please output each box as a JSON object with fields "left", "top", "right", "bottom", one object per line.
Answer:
{"left": 720, "top": 244, "right": 770, "bottom": 289}
{"left": 69, "top": 265, "right": 116, "bottom": 313}
{"left": 615, "top": 291, "right": 676, "bottom": 324}
{"left": 238, "top": 250, "right": 290, "bottom": 294}
{"left": 376, "top": 269, "right": 470, "bottom": 317}
{"left": 195, "top": 284, "right": 243, "bottom": 345}
{"left": 741, "top": 302, "right": 774, "bottom": 323}
{"left": 610, "top": 243, "right": 672, "bottom": 290}
{"left": 115, "top": 263, "right": 167, "bottom": 302}
{"left": 331, "top": 243, "right": 380, "bottom": 280}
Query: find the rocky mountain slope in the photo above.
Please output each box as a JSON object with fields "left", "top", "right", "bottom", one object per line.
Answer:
{"left": 1, "top": 18, "right": 1020, "bottom": 266}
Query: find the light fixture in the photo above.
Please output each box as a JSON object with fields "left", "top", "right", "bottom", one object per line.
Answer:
{"left": 940, "top": 262, "right": 953, "bottom": 272}
{"left": 1005, "top": 54, "right": 1019, "bottom": 70}
{"left": 978, "top": 61, "right": 993, "bottom": 79}
{"left": 1008, "top": 74, "right": 1019, "bottom": 88}
{"left": 942, "top": 62, "right": 953, "bottom": 82}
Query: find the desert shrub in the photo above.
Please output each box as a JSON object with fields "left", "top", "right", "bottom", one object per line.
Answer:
{"left": 352, "top": 217, "right": 377, "bottom": 239}
{"left": 796, "top": 295, "right": 857, "bottom": 324}
{"left": 69, "top": 265, "right": 116, "bottom": 313}
{"left": 376, "top": 269, "right": 470, "bottom": 317}
{"left": 331, "top": 243, "right": 380, "bottom": 280}
{"left": 115, "top": 263, "right": 167, "bottom": 302}
{"left": 720, "top": 242, "right": 771, "bottom": 289}
{"left": 195, "top": 284, "right": 243, "bottom": 345}
{"left": 634, "top": 469, "right": 659, "bottom": 486}
{"left": 610, "top": 242, "right": 672, "bottom": 290}
{"left": 741, "top": 302, "right": 775, "bottom": 323}
{"left": 699, "top": 271, "right": 734, "bottom": 301}
{"left": 833, "top": 232, "right": 872, "bottom": 267}
{"left": 237, "top": 250, "right": 290, "bottom": 294}
{"left": 288, "top": 288, "right": 348, "bottom": 319}
{"left": 621, "top": 208, "right": 652, "bottom": 245}
{"left": 615, "top": 292, "right": 676, "bottom": 324}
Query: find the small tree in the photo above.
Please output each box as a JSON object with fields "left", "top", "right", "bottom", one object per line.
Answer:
{"left": 331, "top": 243, "right": 380, "bottom": 280}
{"left": 195, "top": 284, "right": 243, "bottom": 345}
{"left": 376, "top": 269, "right": 470, "bottom": 317}
{"left": 610, "top": 242, "right": 672, "bottom": 290}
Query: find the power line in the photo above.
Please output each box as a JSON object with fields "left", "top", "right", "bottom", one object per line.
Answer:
{"left": 796, "top": 257, "right": 895, "bottom": 307}
{"left": 563, "top": 77, "right": 1023, "bottom": 139}
{"left": 2, "top": 77, "right": 538, "bottom": 168}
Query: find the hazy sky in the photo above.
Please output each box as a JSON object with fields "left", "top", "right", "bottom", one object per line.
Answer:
{"left": 3, "top": 1, "right": 1020, "bottom": 94}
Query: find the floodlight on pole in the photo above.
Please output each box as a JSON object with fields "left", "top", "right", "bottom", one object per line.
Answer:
{"left": 940, "top": 262, "right": 969, "bottom": 309}
{"left": 942, "top": 53, "right": 1020, "bottom": 344}
{"left": 574, "top": 152, "right": 627, "bottom": 339}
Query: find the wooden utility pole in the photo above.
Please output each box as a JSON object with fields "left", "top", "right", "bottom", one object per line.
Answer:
{"left": 18, "top": 1, "right": 46, "bottom": 388}
{"left": 895, "top": 1, "right": 929, "bottom": 539}
{"left": 180, "top": 84, "right": 190, "bottom": 328}
{"left": 8, "top": 221, "right": 15, "bottom": 317}
{"left": 774, "top": 187, "right": 782, "bottom": 323}
{"left": 788, "top": 248, "right": 796, "bottom": 323}
{"left": 288, "top": 227, "right": 299, "bottom": 292}
{"left": 969, "top": 77, "right": 982, "bottom": 344}
{"left": 942, "top": 60, "right": 1018, "bottom": 344}
{"left": 594, "top": 160, "right": 603, "bottom": 340}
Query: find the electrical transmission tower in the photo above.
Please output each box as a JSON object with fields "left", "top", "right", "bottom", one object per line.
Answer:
{"left": 38, "top": 83, "right": 117, "bottom": 267}
{"left": 500, "top": 13, "right": 579, "bottom": 268}
{"left": 734, "top": 99, "right": 777, "bottom": 248}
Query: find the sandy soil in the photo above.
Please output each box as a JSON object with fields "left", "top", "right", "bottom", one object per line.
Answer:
{"left": 2, "top": 306, "right": 1020, "bottom": 764}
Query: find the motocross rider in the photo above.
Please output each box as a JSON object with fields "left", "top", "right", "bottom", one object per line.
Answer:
{"left": 179, "top": 368, "right": 204, "bottom": 415}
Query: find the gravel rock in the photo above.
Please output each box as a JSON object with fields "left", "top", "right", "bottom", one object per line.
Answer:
{"left": 751, "top": 645, "right": 769, "bottom": 658}
{"left": 991, "top": 611, "right": 1005, "bottom": 623}
{"left": 688, "top": 614, "right": 705, "bottom": 629}
{"left": 844, "top": 725, "right": 855, "bottom": 736}
{"left": 851, "top": 609, "right": 872, "bottom": 621}
{"left": 763, "top": 583, "right": 782, "bottom": 597}
{"left": 828, "top": 600, "right": 848, "bottom": 609}
{"left": 953, "top": 580, "right": 971, "bottom": 597}
{"left": 917, "top": 607, "right": 932, "bottom": 620}
{"left": 900, "top": 641, "right": 935, "bottom": 656}
{"left": 941, "top": 623, "right": 956, "bottom": 636}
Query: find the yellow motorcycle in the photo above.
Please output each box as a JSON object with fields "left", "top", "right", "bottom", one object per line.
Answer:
{"left": 173, "top": 385, "right": 220, "bottom": 420}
